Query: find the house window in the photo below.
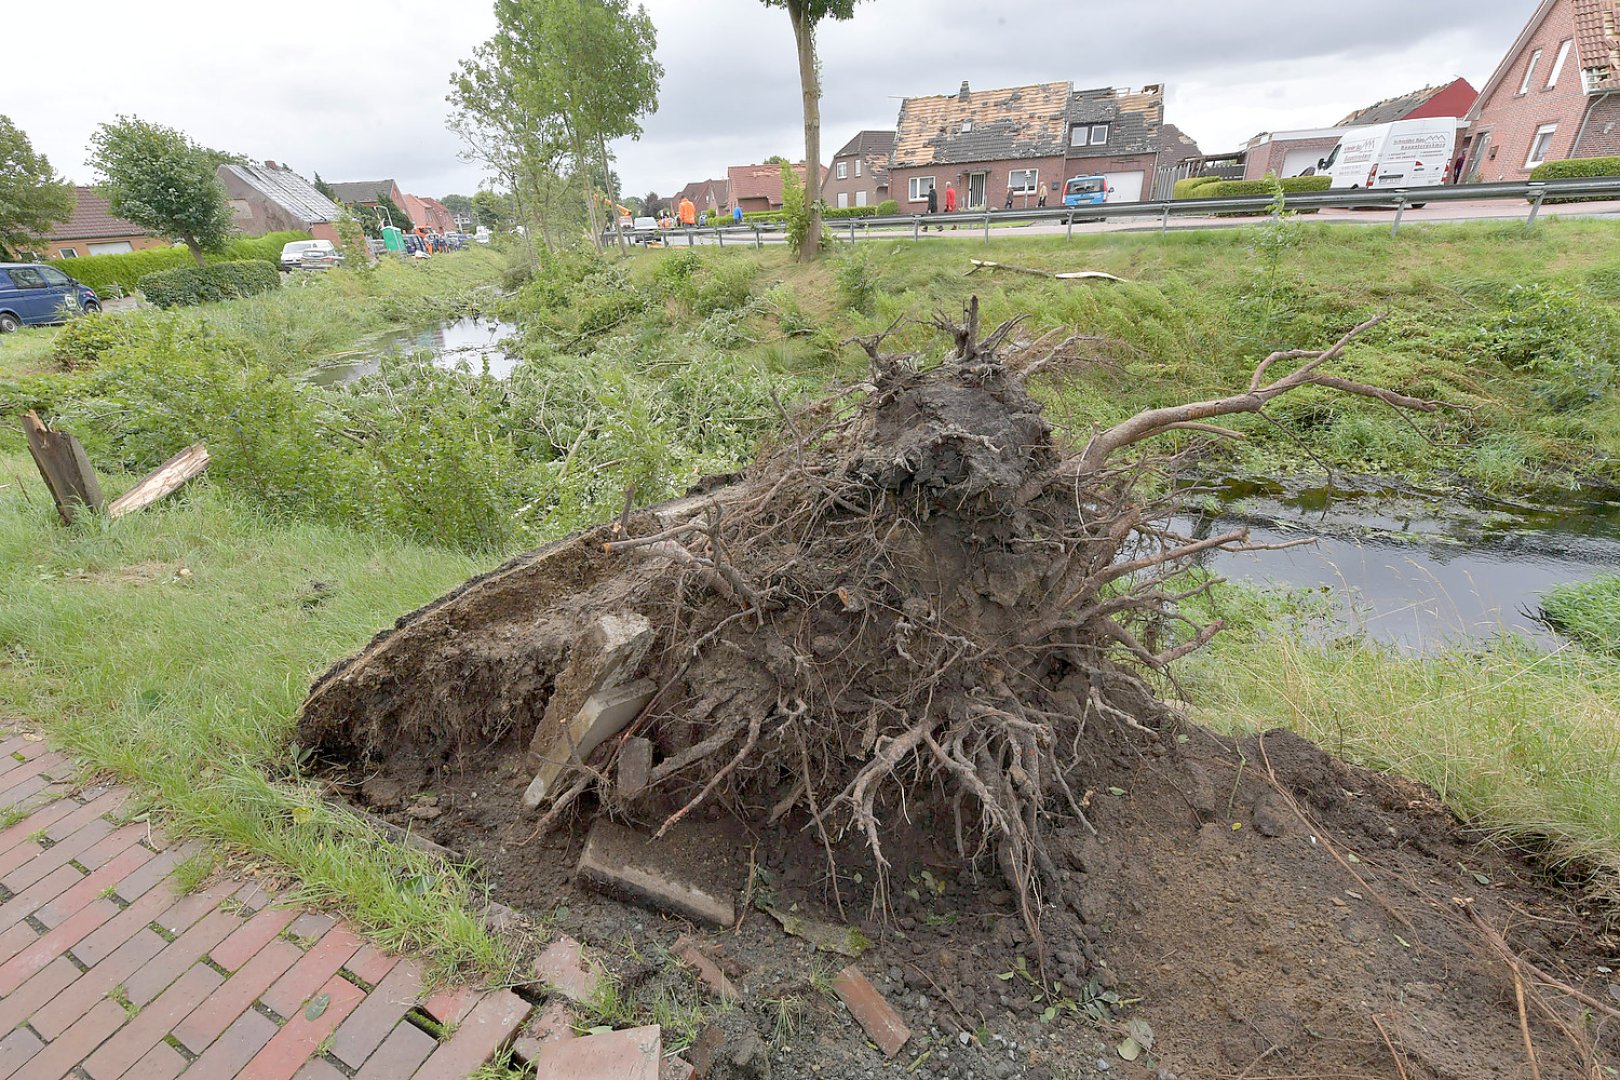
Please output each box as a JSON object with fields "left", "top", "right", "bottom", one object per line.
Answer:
{"left": 1075, "top": 123, "right": 1109, "bottom": 146}
{"left": 854, "top": 159, "right": 862, "bottom": 177}
{"left": 1090, "top": 124, "right": 1109, "bottom": 145}
{"left": 1519, "top": 49, "right": 1542, "bottom": 94}
{"left": 1009, "top": 168, "right": 1039, "bottom": 195}
{"left": 1547, "top": 39, "right": 1573, "bottom": 88}
{"left": 908, "top": 176, "right": 936, "bottom": 202}
{"left": 836, "top": 161, "right": 849, "bottom": 180}
{"left": 1526, "top": 124, "right": 1558, "bottom": 167}
{"left": 856, "top": 190, "right": 868, "bottom": 207}
{"left": 57, "top": 249, "right": 77, "bottom": 259}
{"left": 837, "top": 192, "right": 849, "bottom": 209}
{"left": 86, "top": 241, "right": 134, "bottom": 256}
{"left": 1586, "top": 68, "right": 1612, "bottom": 93}
{"left": 961, "top": 120, "right": 972, "bottom": 133}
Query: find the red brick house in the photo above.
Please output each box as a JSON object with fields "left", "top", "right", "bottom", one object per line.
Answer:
{"left": 330, "top": 179, "right": 412, "bottom": 230}
{"left": 1464, "top": 0, "right": 1620, "bottom": 181}
{"left": 887, "top": 81, "right": 1198, "bottom": 210}
{"left": 726, "top": 162, "right": 822, "bottom": 213}
{"left": 217, "top": 162, "right": 344, "bottom": 245}
{"left": 825, "top": 130, "right": 894, "bottom": 209}
{"left": 673, "top": 179, "right": 730, "bottom": 215}
{"left": 43, "top": 187, "right": 166, "bottom": 260}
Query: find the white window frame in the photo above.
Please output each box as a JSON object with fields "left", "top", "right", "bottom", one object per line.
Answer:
{"left": 1520, "top": 49, "right": 1542, "bottom": 94}
{"left": 837, "top": 192, "right": 849, "bottom": 209}
{"left": 1526, "top": 124, "right": 1558, "bottom": 168}
{"left": 1090, "top": 124, "right": 1109, "bottom": 145}
{"left": 1008, "top": 168, "right": 1039, "bottom": 196}
{"left": 961, "top": 120, "right": 972, "bottom": 133}
{"left": 854, "top": 159, "right": 862, "bottom": 177}
{"left": 836, "top": 161, "right": 849, "bottom": 180}
{"left": 855, "top": 190, "right": 868, "bottom": 207}
{"left": 908, "top": 176, "right": 936, "bottom": 202}
{"left": 1547, "top": 39, "right": 1573, "bottom": 88}
{"left": 58, "top": 249, "right": 77, "bottom": 259}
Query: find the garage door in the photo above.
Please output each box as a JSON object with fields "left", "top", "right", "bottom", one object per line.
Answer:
{"left": 1281, "top": 147, "right": 1326, "bottom": 177}
{"left": 1103, "top": 171, "right": 1145, "bottom": 203}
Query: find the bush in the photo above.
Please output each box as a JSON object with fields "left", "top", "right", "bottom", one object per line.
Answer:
{"left": 222, "top": 230, "right": 312, "bottom": 265}
{"left": 834, "top": 249, "right": 878, "bottom": 314}
{"left": 137, "top": 260, "right": 282, "bottom": 309}
{"left": 50, "top": 311, "right": 130, "bottom": 372}
{"left": 876, "top": 199, "right": 900, "bottom": 217}
{"left": 49, "top": 230, "right": 310, "bottom": 297}
{"left": 742, "top": 205, "right": 879, "bottom": 225}
{"left": 1530, "top": 156, "right": 1620, "bottom": 202}
{"left": 1195, "top": 176, "right": 1332, "bottom": 199}
{"left": 1173, "top": 175, "right": 1228, "bottom": 199}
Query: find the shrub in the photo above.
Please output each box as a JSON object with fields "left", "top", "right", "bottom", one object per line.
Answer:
{"left": 48, "top": 230, "right": 310, "bottom": 297}
{"left": 137, "top": 260, "right": 281, "bottom": 308}
{"left": 834, "top": 249, "right": 878, "bottom": 314}
{"left": 221, "top": 230, "right": 312, "bottom": 265}
{"left": 1195, "top": 176, "right": 1332, "bottom": 199}
{"left": 1173, "top": 175, "right": 1228, "bottom": 199}
{"left": 1530, "top": 156, "right": 1620, "bottom": 203}
{"left": 876, "top": 199, "right": 899, "bottom": 217}
{"left": 1456, "top": 282, "right": 1620, "bottom": 410}
{"left": 743, "top": 205, "right": 879, "bottom": 225}
{"left": 50, "top": 311, "right": 130, "bottom": 372}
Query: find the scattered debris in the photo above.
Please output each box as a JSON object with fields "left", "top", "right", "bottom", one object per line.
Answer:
{"left": 106, "top": 441, "right": 209, "bottom": 519}
{"left": 531, "top": 934, "right": 604, "bottom": 1006}
{"left": 511, "top": 1000, "right": 577, "bottom": 1067}
{"left": 574, "top": 819, "right": 736, "bottom": 928}
{"left": 832, "top": 965, "right": 911, "bottom": 1058}
{"left": 672, "top": 935, "right": 740, "bottom": 1003}
{"left": 531, "top": 1022, "right": 661, "bottom": 1080}
{"left": 20, "top": 411, "right": 207, "bottom": 525}
{"left": 618, "top": 736, "right": 653, "bottom": 797}
{"left": 968, "top": 258, "right": 1126, "bottom": 282}
{"left": 765, "top": 906, "right": 868, "bottom": 958}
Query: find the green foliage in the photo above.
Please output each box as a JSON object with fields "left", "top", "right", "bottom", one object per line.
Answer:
{"left": 745, "top": 205, "right": 877, "bottom": 224}
{"left": 1457, "top": 282, "right": 1620, "bottom": 410}
{"left": 0, "top": 115, "right": 74, "bottom": 260}
{"left": 51, "top": 247, "right": 191, "bottom": 298}
{"left": 875, "top": 199, "right": 899, "bottom": 216}
{"left": 779, "top": 164, "right": 809, "bottom": 256}
{"left": 137, "top": 260, "right": 281, "bottom": 309}
{"left": 87, "top": 116, "right": 237, "bottom": 263}
{"left": 1172, "top": 175, "right": 1228, "bottom": 199}
{"left": 50, "top": 311, "right": 130, "bottom": 371}
{"left": 1530, "top": 156, "right": 1620, "bottom": 203}
{"left": 1194, "top": 175, "right": 1332, "bottom": 199}
{"left": 833, "top": 248, "right": 878, "bottom": 314}
{"left": 1542, "top": 576, "right": 1620, "bottom": 655}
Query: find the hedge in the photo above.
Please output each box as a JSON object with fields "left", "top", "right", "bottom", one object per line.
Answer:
{"left": 1191, "top": 175, "right": 1332, "bottom": 199}
{"left": 52, "top": 230, "right": 311, "bottom": 298}
{"left": 136, "top": 260, "right": 281, "bottom": 309}
{"left": 742, "top": 205, "right": 881, "bottom": 224}
{"left": 1173, "top": 175, "right": 1227, "bottom": 199}
{"left": 1530, "top": 156, "right": 1620, "bottom": 202}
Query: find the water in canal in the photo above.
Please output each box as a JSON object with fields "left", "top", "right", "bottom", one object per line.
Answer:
{"left": 1177, "top": 478, "right": 1620, "bottom": 651}
{"left": 307, "top": 317, "right": 519, "bottom": 385}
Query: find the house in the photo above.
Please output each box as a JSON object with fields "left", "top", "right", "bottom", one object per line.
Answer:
{"left": 1464, "top": 0, "right": 1620, "bottom": 182}
{"left": 673, "top": 179, "right": 731, "bottom": 215}
{"left": 825, "top": 130, "right": 894, "bottom": 209}
{"left": 1336, "top": 78, "right": 1480, "bottom": 127}
{"left": 726, "top": 162, "right": 822, "bottom": 213}
{"left": 42, "top": 187, "right": 166, "bottom": 260}
{"left": 216, "top": 162, "right": 343, "bottom": 245}
{"left": 330, "top": 179, "right": 412, "bottom": 230}
{"left": 402, "top": 194, "right": 456, "bottom": 234}
{"left": 887, "top": 80, "right": 1198, "bottom": 210}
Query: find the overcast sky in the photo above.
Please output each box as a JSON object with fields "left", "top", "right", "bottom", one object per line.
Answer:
{"left": 11, "top": 0, "right": 1531, "bottom": 201}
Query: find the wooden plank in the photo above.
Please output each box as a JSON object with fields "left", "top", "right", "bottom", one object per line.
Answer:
{"left": 20, "top": 412, "right": 104, "bottom": 525}
{"left": 106, "top": 443, "right": 209, "bottom": 520}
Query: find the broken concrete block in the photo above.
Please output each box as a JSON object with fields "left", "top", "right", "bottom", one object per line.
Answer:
{"left": 671, "top": 935, "right": 739, "bottom": 1003}
{"left": 661, "top": 1054, "right": 695, "bottom": 1080}
{"left": 533, "top": 1023, "right": 661, "bottom": 1080}
{"left": 832, "top": 965, "right": 911, "bottom": 1058}
{"left": 531, "top": 934, "right": 605, "bottom": 1006}
{"left": 574, "top": 819, "right": 735, "bottom": 928}
{"left": 527, "top": 611, "right": 654, "bottom": 761}
{"left": 525, "top": 678, "right": 658, "bottom": 807}
{"left": 618, "top": 736, "right": 653, "bottom": 798}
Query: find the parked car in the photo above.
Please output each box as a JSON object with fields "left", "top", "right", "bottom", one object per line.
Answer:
{"left": 0, "top": 263, "right": 99, "bottom": 332}
{"left": 279, "top": 239, "right": 344, "bottom": 271}
{"left": 1317, "top": 116, "right": 1457, "bottom": 191}
{"left": 474, "top": 226, "right": 492, "bottom": 245}
{"left": 1061, "top": 175, "right": 1113, "bottom": 224}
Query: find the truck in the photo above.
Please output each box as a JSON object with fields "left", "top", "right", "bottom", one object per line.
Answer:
{"left": 1316, "top": 117, "right": 1458, "bottom": 191}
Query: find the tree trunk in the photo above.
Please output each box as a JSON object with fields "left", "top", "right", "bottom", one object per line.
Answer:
{"left": 789, "top": 2, "right": 822, "bottom": 261}
{"left": 184, "top": 236, "right": 206, "bottom": 267}
{"left": 597, "top": 131, "right": 628, "bottom": 255}
{"left": 566, "top": 122, "right": 601, "bottom": 253}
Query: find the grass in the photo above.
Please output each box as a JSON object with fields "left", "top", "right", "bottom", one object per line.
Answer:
{"left": 0, "top": 460, "right": 511, "bottom": 977}
{"left": 1541, "top": 575, "right": 1620, "bottom": 655}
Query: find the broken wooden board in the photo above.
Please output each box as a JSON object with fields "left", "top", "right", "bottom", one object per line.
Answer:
{"left": 968, "top": 259, "right": 1125, "bottom": 282}
{"left": 21, "top": 411, "right": 104, "bottom": 525}
{"left": 107, "top": 442, "right": 208, "bottom": 519}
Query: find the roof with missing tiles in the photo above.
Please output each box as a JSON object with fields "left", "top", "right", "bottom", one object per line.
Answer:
{"left": 1576, "top": 0, "right": 1620, "bottom": 88}
{"left": 893, "top": 82, "right": 1073, "bottom": 167}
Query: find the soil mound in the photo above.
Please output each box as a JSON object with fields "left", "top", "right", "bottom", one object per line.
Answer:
{"left": 298, "top": 308, "right": 1619, "bottom": 1077}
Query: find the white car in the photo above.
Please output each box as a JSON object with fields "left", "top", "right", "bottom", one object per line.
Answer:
{"left": 279, "top": 239, "right": 344, "bottom": 271}
{"left": 474, "top": 227, "right": 492, "bottom": 245}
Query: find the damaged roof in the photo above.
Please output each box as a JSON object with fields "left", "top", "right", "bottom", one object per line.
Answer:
{"left": 893, "top": 82, "right": 1073, "bottom": 167}
{"left": 1336, "top": 84, "right": 1448, "bottom": 127}
{"left": 220, "top": 163, "right": 340, "bottom": 225}
{"left": 1067, "top": 86, "right": 1165, "bottom": 160}
{"left": 833, "top": 130, "right": 896, "bottom": 159}
{"left": 1576, "top": 0, "right": 1620, "bottom": 88}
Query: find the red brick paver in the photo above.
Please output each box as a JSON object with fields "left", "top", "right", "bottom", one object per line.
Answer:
{"left": 0, "top": 753, "right": 529, "bottom": 1079}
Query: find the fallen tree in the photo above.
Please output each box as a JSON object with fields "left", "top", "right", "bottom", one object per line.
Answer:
{"left": 298, "top": 299, "right": 1442, "bottom": 959}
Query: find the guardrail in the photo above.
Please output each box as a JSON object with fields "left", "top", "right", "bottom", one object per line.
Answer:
{"left": 632, "top": 177, "right": 1620, "bottom": 248}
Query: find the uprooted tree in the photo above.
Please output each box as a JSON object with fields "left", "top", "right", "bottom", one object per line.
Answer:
{"left": 297, "top": 301, "right": 1443, "bottom": 957}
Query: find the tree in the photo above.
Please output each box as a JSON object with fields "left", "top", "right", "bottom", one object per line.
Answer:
{"left": 441, "top": 193, "right": 474, "bottom": 225}
{"left": 472, "top": 189, "right": 516, "bottom": 229}
{"left": 642, "top": 191, "right": 663, "bottom": 215}
{"left": 0, "top": 116, "right": 74, "bottom": 260}
{"left": 759, "top": 0, "right": 861, "bottom": 260}
{"left": 87, "top": 117, "right": 236, "bottom": 266}
{"left": 764, "top": 154, "right": 791, "bottom": 165}
{"left": 314, "top": 173, "right": 338, "bottom": 201}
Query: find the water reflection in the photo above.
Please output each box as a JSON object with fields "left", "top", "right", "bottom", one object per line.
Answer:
{"left": 308, "top": 318, "right": 519, "bottom": 385}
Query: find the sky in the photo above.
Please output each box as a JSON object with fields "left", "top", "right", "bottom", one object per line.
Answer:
{"left": 10, "top": 0, "right": 1534, "bottom": 202}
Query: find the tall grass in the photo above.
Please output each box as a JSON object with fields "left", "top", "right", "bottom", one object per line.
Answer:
{"left": 1542, "top": 575, "right": 1620, "bottom": 655}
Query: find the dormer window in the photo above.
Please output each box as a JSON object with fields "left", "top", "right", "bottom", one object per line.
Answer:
{"left": 961, "top": 120, "right": 973, "bottom": 133}
{"left": 1070, "top": 123, "right": 1109, "bottom": 147}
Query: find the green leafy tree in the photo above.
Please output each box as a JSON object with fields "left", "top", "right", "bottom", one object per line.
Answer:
{"left": 758, "top": 0, "right": 861, "bottom": 260}
{"left": 87, "top": 116, "right": 236, "bottom": 266}
{"left": 0, "top": 115, "right": 74, "bottom": 259}
{"left": 373, "top": 191, "right": 413, "bottom": 231}
{"left": 441, "top": 193, "right": 474, "bottom": 224}
{"left": 314, "top": 173, "right": 338, "bottom": 201}
{"left": 472, "top": 189, "right": 516, "bottom": 229}
{"left": 764, "top": 154, "right": 791, "bottom": 165}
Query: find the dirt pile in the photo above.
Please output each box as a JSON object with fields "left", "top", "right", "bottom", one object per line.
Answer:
{"left": 297, "top": 306, "right": 1619, "bottom": 1078}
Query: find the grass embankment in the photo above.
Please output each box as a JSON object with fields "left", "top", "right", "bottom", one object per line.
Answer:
{"left": 1542, "top": 575, "right": 1620, "bottom": 655}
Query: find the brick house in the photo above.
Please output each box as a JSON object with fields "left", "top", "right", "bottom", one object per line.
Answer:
{"left": 402, "top": 194, "right": 456, "bottom": 234}
{"left": 1464, "top": 0, "right": 1620, "bottom": 181}
{"left": 217, "top": 162, "right": 344, "bottom": 245}
{"left": 726, "top": 162, "right": 822, "bottom": 213}
{"left": 673, "top": 179, "right": 730, "bottom": 215}
{"left": 330, "top": 179, "right": 412, "bottom": 230}
{"left": 887, "top": 81, "right": 1198, "bottom": 211}
{"left": 824, "top": 130, "right": 894, "bottom": 209}
{"left": 42, "top": 187, "right": 166, "bottom": 260}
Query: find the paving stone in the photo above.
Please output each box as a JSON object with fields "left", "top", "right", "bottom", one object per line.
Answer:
{"left": 341, "top": 942, "right": 396, "bottom": 987}
{"left": 0, "top": 753, "right": 67, "bottom": 802}
{"left": 0, "top": 776, "right": 53, "bottom": 813}
{"left": 414, "top": 988, "right": 533, "bottom": 1079}
{"left": 109, "top": 846, "right": 187, "bottom": 906}
{"left": 83, "top": 962, "right": 224, "bottom": 1079}
{"left": 0, "top": 921, "right": 41, "bottom": 968}
{"left": 420, "top": 983, "right": 481, "bottom": 1026}
{"left": 77, "top": 821, "right": 149, "bottom": 873}
{"left": 832, "top": 965, "right": 911, "bottom": 1058}
{"left": 209, "top": 905, "right": 298, "bottom": 973}
{"left": 0, "top": 896, "right": 119, "bottom": 995}
{"left": 0, "top": 863, "right": 87, "bottom": 933}
{"left": 123, "top": 907, "right": 241, "bottom": 1006}
{"left": 124, "top": 1041, "right": 187, "bottom": 1080}
{"left": 260, "top": 923, "right": 362, "bottom": 1018}
{"left": 574, "top": 819, "right": 735, "bottom": 927}
{"left": 0, "top": 1024, "right": 43, "bottom": 1076}
{"left": 35, "top": 841, "right": 155, "bottom": 929}
{"left": 34, "top": 929, "right": 167, "bottom": 1038}
{"left": 172, "top": 937, "right": 302, "bottom": 1054}
{"left": 238, "top": 972, "right": 366, "bottom": 1080}
{"left": 286, "top": 911, "right": 336, "bottom": 944}
{"left": 618, "top": 736, "right": 653, "bottom": 797}
{"left": 178, "top": 1007, "right": 278, "bottom": 1078}
{"left": 11, "top": 997, "right": 127, "bottom": 1080}
{"left": 0, "top": 956, "right": 79, "bottom": 1036}
{"left": 663, "top": 1054, "right": 696, "bottom": 1080}
{"left": 42, "top": 788, "right": 124, "bottom": 843}
{"left": 0, "top": 798, "right": 78, "bottom": 857}
{"left": 232, "top": 880, "right": 275, "bottom": 912}
{"left": 2, "top": 816, "right": 114, "bottom": 892}
{"left": 329, "top": 956, "right": 424, "bottom": 1068}
{"left": 530, "top": 934, "right": 604, "bottom": 1005}
{"left": 291, "top": 1060, "right": 347, "bottom": 1080}
{"left": 525, "top": 678, "right": 658, "bottom": 807}
{"left": 672, "top": 935, "right": 740, "bottom": 1003}
{"left": 352, "top": 1021, "right": 437, "bottom": 1080}
{"left": 69, "top": 879, "right": 178, "bottom": 968}
{"left": 532, "top": 1024, "right": 661, "bottom": 1080}
{"left": 155, "top": 878, "right": 237, "bottom": 937}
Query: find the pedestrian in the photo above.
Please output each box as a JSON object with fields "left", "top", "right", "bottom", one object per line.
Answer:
{"left": 1037, "top": 189, "right": 1047, "bottom": 208}
{"left": 1004, "top": 190, "right": 1014, "bottom": 211}
{"left": 679, "top": 196, "right": 696, "bottom": 228}
{"left": 732, "top": 204, "right": 744, "bottom": 224}
{"left": 1453, "top": 153, "right": 1467, "bottom": 184}
{"left": 944, "top": 182, "right": 957, "bottom": 229}
{"left": 926, "top": 183, "right": 939, "bottom": 230}
{"left": 698, "top": 210, "right": 707, "bottom": 227}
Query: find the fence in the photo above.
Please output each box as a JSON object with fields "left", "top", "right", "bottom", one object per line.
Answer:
{"left": 630, "top": 177, "right": 1620, "bottom": 249}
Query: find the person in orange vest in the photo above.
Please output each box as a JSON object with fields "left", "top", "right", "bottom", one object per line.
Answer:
{"left": 943, "top": 181, "right": 958, "bottom": 229}
{"left": 678, "top": 196, "right": 696, "bottom": 228}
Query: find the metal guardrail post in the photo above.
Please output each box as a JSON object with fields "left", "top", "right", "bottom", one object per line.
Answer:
{"left": 1066, "top": 213, "right": 1074, "bottom": 241}
{"left": 1526, "top": 185, "right": 1547, "bottom": 230}
{"left": 1391, "top": 197, "right": 1407, "bottom": 238}
{"left": 717, "top": 228, "right": 723, "bottom": 248}
{"left": 1161, "top": 204, "right": 1170, "bottom": 235}
{"left": 913, "top": 216, "right": 920, "bottom": 242}
{"left": 850, "top": 218, "right": 856, "bottom": 244}
{"left": 984, "top": 212, "right": 991, "bottom": 244}
{"left": 753, "top": 227, "right": 761, "bottom": 250}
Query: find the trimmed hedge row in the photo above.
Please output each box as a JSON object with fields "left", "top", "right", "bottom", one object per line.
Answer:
{"left": 742, "top": 205, "right": 883, "bottom": 224}
{"left": 54, "top": 230, "right": 311, "bottom": 297}
{"left": 136, "top": 260, "right": 281, "bottom": 309}
{"left": 1173, "top": 175, "right": 1227, "bottom": 199}
{"left": 1530, "top": 156, "right": 1620, "bottom": 203}
{"left": 1189, "top": 175, "right": 1332, "bottom": 199}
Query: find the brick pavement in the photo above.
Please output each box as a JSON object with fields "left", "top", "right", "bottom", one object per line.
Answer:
{"left": 0, "top": 735, "right": 532, "bottom": 1079}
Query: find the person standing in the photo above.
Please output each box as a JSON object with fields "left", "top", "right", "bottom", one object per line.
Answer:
{"left": 732, "top": 204, "right": 744, "bottom": 224}
{"left": 943, "top": 182, "right": 958, "bottom": 229}
{"left": 678, "top": 196, "right": 696, "bottom": 228}
{"left": 926, "top": 182, "right": 939, "bottom": 230}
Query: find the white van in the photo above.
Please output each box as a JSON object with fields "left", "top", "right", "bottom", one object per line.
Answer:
{"left": 1317, "top": 117, "right": 1458, "bottom": 190}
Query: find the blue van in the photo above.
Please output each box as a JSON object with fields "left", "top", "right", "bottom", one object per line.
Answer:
{"left": 0, "top": 263, "right": 100, "bottom": 332}
{"left": 1062, "top": 176, "right": 1111, "bottom": 209}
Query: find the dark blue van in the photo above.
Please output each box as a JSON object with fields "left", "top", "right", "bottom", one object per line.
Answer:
{"left": 0, "top": 263, "right": 100, "bottom": 333}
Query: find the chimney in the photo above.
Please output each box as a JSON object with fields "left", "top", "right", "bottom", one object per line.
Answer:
{"left": 958, "top": 81, "right": 970, "bottom": 102}
{"left": 264, "top": 160, "right": 279, "bottom": 170}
